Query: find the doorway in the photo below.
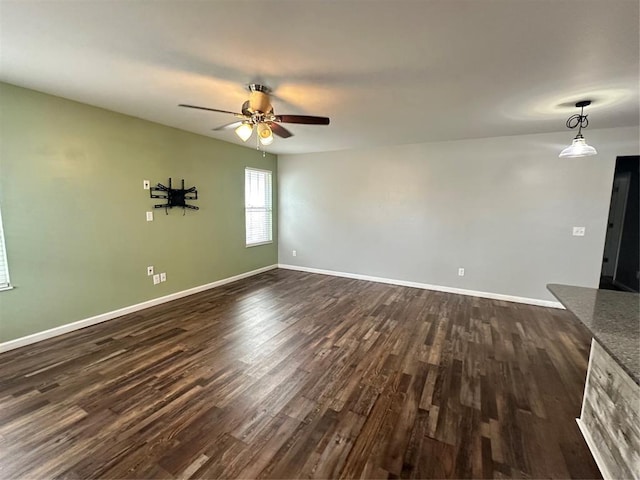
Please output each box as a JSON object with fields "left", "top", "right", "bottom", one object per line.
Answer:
{"left": 599, "top": 155, "right": 639, "bottom": 292}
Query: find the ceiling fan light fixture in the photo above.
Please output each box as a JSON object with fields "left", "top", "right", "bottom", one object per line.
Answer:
{"left": 559, "top": 100, "right": 597, "bottom": 158}
{"left": 257, "top": 122, "right": 274, "bottom": 145}
{"left": 235, "top": 122, "right": 253, "bottom": 142}
{"left": 559, "top": 134, "right": 598, "bottom": 158}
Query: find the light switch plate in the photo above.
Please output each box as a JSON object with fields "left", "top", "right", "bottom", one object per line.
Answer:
{"left": 143, "top": 180, "right": 150, "bottom": 190}
{"left": 146, "top": 211, "right": 153, "bottom": 222}
{"left": 147, "top": 266, "right": 154, "bottom": 276}
{"left": 573, "top": 226, "right": 586, "bottom": 236}
{"left": 458, "top": 268, "right": 465, "bottom": 276}
{"left": 153, "top": 274, "right": 160, "bottom": 285}
{"left": 160, "top": 272, "right": 166, "bottom": 282}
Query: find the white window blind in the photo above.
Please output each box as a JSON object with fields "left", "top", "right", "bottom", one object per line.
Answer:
{"left": 0, "top": 206, "right": 11, "bottom": 289}
{"left": 245, "top": 168, "right": 273, "bottom": 246}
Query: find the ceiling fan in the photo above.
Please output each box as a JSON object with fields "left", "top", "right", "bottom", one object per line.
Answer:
{"left": 179, "top": 84, "right": 330, "bottom": 146}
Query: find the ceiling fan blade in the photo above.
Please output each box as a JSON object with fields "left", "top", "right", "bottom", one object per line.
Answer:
{"left": 179, "top": 104, "right": 244, "bottom": 117}
{"left": 213, "top": 121, "right": 243, "bottom": 131}
{"left": 269, "top": 122, "right": 294, "bottom": 138}
{"left": 274, "top": 115, "right": 330, "bottom": 125}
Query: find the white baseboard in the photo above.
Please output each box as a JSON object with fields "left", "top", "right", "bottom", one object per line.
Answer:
{"left": 278, "top": 264, "right": 564, "bottom": 309}
{"left": 1, "top": 263, "right": 562, "bottom": 353}
{"left": 0, "top": 264, "right": 278, "bottom": 353}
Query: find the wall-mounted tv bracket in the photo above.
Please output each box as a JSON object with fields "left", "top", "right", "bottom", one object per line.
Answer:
{"left": 150, "top": 178, "right": 199, "bottom": 214}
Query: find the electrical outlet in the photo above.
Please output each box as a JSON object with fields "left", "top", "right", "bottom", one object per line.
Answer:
{"left": 153, "top": 274, "right": 160, "bottom": 285}
{"left": 160, "top": 272, "right": 166, "bottom": 282}
{"left": 146, "top": 211, "right": 153, "bottom": 222}
{"left": 458, "top": 268, "right": 465, "bottom": 276}
{"left": 147, "top": 266, "right": 154, "bottom": 276}
{"left": 292, "top": 250, "right": 297, "bottom": 257}
{"left": 572, "top": 226, "right": 586, "bottom": 236}
{"left": 143, "top": 180, "right": 150, "bottom": 190}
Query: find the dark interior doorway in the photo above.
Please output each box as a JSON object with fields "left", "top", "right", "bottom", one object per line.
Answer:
{"left": 599, "top": 155, "right": 639, "bottom": 292}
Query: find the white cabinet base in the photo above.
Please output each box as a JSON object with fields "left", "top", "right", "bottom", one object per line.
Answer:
{"left": 577, "top": 340, "right": 640, "bottom": 480}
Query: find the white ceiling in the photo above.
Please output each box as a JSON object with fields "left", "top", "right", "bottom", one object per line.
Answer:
{"left": 1, "top": 0, "right": 638, "bottom": 154}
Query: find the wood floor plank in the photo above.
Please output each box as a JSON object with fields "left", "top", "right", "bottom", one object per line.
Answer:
{"left": 0, "top": 269, "right": 601, "bottom": 478}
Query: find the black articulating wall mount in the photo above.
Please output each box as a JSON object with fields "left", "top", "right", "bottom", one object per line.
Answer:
{"left": 150, "top": 178, "right": 199, "bottom": 214}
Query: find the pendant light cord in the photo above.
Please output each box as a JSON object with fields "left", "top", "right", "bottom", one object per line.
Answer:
{"left": 566, "top": 103, "right": 590, "bottom": 137}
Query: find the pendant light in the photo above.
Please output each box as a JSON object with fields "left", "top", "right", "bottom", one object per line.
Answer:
{"left": 559, "top": 100, "right": 597, "bottom": 158}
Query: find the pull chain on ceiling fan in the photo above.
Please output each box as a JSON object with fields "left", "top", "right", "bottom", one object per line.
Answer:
{"left": 179, "top": 84, "right": 330, "bottom": 146}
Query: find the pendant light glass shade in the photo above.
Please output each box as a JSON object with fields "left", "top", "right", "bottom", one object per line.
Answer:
{"left": 257, "top": 123, "right": 274, "bottom": 145}
{"left": 235, "top": 123, "right": 253, "bottom": 142}
{"left": 559, "top": 135, "right": 598, "bottom": 158}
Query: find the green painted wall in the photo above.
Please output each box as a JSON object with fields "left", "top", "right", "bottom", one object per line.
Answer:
{"left": 0, "top": 82, "right": 277, "bottom": 342}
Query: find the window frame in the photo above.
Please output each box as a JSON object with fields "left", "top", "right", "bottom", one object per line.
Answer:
{"left": 0, "top": 204, "right": 12, "bottom": 291}
{"left": 244, "top": 167, "right": 273, "bottom": 248}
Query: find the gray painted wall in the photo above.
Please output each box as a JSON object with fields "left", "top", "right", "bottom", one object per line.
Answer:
{"left": 278, "top": 127, "right": 639, "bottom": 302}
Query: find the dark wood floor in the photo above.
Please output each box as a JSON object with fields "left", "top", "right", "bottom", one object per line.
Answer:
{"left": 0, "top": 269, "right": 601, "bottom": 479}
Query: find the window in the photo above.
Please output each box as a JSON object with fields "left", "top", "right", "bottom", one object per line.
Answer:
{"left": 0, "top": 206, "right": 11, "bottom": 290}
{"left": 245, "top": 168, "right": 273, "bottom": 246}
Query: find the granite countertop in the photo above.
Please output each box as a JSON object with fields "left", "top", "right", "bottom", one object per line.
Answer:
{"left": 547, "top": 284, "right": 640, "bottom": 385}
